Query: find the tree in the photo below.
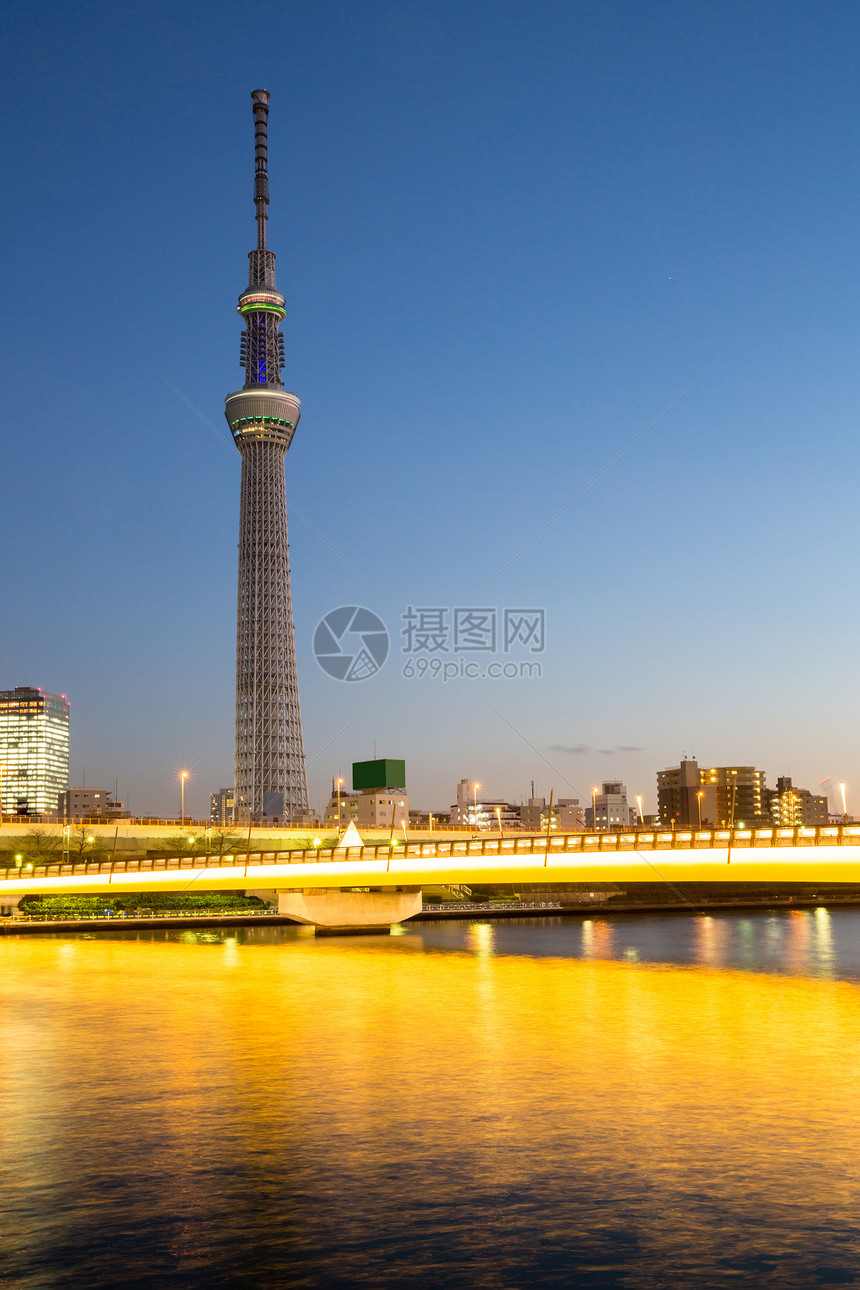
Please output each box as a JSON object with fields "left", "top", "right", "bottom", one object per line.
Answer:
{"left": 24, "top": 827, "right": 62, "bottom": 862}
{"left": 206, "top": 829, "right": 246, "bottom": 856}
{"left": 65, "top": 826, "right": 106, "bottom": 860}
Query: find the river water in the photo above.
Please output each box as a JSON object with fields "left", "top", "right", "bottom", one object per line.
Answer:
{"left": 3, "top": 908, "right": 860, "bottom": 1287}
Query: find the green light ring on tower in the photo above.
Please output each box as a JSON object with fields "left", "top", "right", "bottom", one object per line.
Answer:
{"left": 229, "top": 415, "right": 294, "bottom": 430}
{"left": 238, "top": 302, "right": 287, "bottom": 318}
{"left": 237, "top": 289, "right": 287, "bottom": 319}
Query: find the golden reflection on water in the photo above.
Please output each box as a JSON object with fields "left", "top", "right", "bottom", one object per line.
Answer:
{"left": 3, "top": 929, "right": 860, "bottom": 1285}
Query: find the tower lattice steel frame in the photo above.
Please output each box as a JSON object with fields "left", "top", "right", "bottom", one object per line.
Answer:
{"left": 225, "top": 89, "right": 309, "bottom": 823}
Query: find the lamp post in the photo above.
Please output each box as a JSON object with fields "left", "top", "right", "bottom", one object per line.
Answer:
{"left": 697, "top": 790, "right": 704, "bottom": 830}
{"left": 840, "top": 781, "right": 848, "bottom": 824}
{"left": 592, "top": 786, "right": 599, "bottom": 833}
{"left": 180, "top": 771, "right": 189, "bottom": 826}
{"left": 636, "top": 794, "right": 643, "bottom": 828}
{"left": 472, "top": 781, "right": 481, "bottom": 830}
{"left": 496, "top": 805, "right": 503, "bottom": 837}
{"left": 336, "top": 777, "right": 344, "bottom": 827}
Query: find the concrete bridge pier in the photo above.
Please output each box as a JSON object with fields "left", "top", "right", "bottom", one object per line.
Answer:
{"left": 277, "top": 887, "right": 422, "bottom": 935}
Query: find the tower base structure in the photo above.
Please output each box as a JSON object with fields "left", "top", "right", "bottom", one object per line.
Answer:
{"left": 277, "top": 887, "right": 423, "bottom": 934}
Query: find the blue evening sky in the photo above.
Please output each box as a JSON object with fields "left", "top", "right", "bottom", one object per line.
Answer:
{"left": 2, "top": 0, "right": 859, "bottom": 818}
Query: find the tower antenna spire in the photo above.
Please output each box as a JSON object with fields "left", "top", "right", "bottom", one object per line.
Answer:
{"left": 224, "top": 90, "right": 309, "bottom": 825}
{"left": 251, "top": 88, "right": 270, "bottom": 251}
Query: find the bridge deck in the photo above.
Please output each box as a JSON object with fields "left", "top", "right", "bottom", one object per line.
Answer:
{"left": 3, "top": 827, "right": 860, "bottom": 896}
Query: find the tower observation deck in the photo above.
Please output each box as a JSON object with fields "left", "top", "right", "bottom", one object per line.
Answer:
{"left": 225, "top": 90, "right": 309, "bottom": 823}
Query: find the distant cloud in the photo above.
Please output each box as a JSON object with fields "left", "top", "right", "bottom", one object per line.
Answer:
{"left": 548, "top": 744, "right": 590, "bottom": 755}
{"left": 618, "top": 745, "right": 642, "bottom": 752}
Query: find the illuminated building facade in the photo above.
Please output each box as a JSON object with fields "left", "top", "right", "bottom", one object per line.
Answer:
{"left": 449, "top": 778, "right": 522, "bottom": 830}
{"left": 210, "top": 787, "right": 235, "bottom": 826}
{"left": 766, "top": 776, "right": 829, "bottom": 827}
{"left": 225, "top": 90, "right": 309, "bottom": 823}
{"left": 698, "top": 765, "right": 767, "bottom": 828}
{"left": 0, "top": 686, "right": 70, "bottom": 817}
{"left": 657, "top": 759, "right": 769, "bottom": 828}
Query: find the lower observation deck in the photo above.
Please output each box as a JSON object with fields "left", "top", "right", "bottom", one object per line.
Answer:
{"left": 225, "top": 387, "right": 300, "bottom": 448}
{"left": 4, "top": 826, "right": 860, "bottom": 898}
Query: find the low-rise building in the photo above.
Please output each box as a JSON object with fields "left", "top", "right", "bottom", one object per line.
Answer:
{"left": 585, "top": 781, "right": 635, "bottom": 831}
{"left": 58, "top": 787, "right": 128, "bottom": 820}
{"left": 449, "top": 778, "right": 521, "bottom": 830}
{"left": 323, "top": 758, "right": 409, "bottom": 832}
{"left": 519, "top": 796, "right": 585, "bottom": 832}
{"left": 766, "top": 776, "right": 829, "bottom": 827}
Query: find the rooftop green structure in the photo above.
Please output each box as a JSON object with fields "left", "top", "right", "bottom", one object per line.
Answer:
{"left": 352, "top": 759, "right": 406, "bottom": 792}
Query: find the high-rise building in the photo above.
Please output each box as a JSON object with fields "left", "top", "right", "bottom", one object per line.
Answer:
{"left": 225, "top": 90, "right": 309, "bottom": 823}
{"left": 0, "top": 686, "right": 70, "bottom": 817}
{"left": 698, "top": 765, "right": 767, "bottom": 828}
{"left": 657, "top": 758, "right": 702, "bottom": 829}
{"left": 210, "top": 788, "right": 235, "bottom": 826}
{"left": 657, "top": 759, "right": 769, "bottom": 828}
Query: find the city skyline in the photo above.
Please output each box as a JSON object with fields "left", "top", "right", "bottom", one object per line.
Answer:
{"left": 3, "top": 1, "right": 860, "bottom": 817}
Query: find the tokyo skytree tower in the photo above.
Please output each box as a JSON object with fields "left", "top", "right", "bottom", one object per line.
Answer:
{"left": 225, "top": 90, "right": 309, "bottom": 822}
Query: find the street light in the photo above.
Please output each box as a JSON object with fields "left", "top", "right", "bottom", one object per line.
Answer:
{"left": 180, "top": 771, "right": 189, "bottom": 826}
{"left": 729, "top": 769, "right": 738, "bottom": 829}
{"left": 473, "top": 782, "right": 481, "bottom": 829}
{"left": 592, "top": 786, "right": 599, "bottom": 833}
{"left": 336, "top": 777, "right": 344, "bottom": 826}
{"left": 636, "top": 794, "right": 643, "bottom": 828}
{"left": 840, "top": 781, "right": 848, "bottom": 824}
{"left": 697, "top": 790, "right": 704, "bottom": 830}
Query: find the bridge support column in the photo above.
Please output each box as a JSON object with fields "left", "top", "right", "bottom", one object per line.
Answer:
{"left": 277, "top": 888, "right": 422, "bottom": 934}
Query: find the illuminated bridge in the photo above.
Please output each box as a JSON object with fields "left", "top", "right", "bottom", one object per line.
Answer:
{"left": 4, "top": 825, "right": 860, "bottom": 931}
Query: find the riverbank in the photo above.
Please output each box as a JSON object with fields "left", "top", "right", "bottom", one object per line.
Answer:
{"left": 5, "top": 887, "right": 860, "bottom": 933}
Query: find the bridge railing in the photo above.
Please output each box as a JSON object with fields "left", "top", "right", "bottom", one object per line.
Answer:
{"left": 3, "top": 824, "right": 860, "bottom": 883}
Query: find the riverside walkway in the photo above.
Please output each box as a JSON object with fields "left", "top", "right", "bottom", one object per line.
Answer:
{"left": 4, "top": 825, "right": 860, "bottom": 899}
